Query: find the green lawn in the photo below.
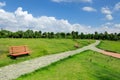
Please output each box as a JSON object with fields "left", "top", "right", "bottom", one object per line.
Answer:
{"left": 17, "top": 50, "right": 120, "bottom": 80}
{"left": 0, "top": 38, "right": 94, "bottom": 67}
{"left": 97, "top": 40, "right": 120, "bottom": 53}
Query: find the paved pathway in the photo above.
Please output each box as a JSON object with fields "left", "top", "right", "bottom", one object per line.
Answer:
{"left": 0, "top": 40, "right": 120, "bottom": 80}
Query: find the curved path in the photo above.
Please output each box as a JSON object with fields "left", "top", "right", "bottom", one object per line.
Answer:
{"left": 0, "top": 40, "right": 120, "bottom": 80}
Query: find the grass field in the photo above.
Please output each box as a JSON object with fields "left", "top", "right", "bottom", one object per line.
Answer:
{"left": 0, "top": 38, "right": 94, "bottom": 67}
{"left": 17, "top": 50, "right": 120, "bottom": 80}
{"left": 97, "top": 40, "right": 120, "bottom": 53}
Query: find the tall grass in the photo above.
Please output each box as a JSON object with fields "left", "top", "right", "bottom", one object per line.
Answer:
{"left": 0, "top": 38, "right": 94, "bottom": 67}
{"left": 17, "top": 50, "right": 120, "bottom": 80}
{"left": 97, "top": 40, "right": 120, "bottom": 53}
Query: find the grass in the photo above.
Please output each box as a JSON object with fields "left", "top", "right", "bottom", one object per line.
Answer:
{"left": 97, "top": 40, "right": 120, "bottom": 53}
{"left": 0, "top": 38, "right": 94, "bottom": 67}
{"left": 17, "top": 50, "right": 120, "bottom": 80}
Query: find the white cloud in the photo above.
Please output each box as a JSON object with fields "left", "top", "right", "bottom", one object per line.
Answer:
{"left": 101, "top": 7, "right": 113, "bottom": 20}
{"left": 0, "top": 7, "right": 119, "bottom": 33}
{"left": 0, "top": 2, "right": 6, "bottom": 7}
{"left": 0, "top": 7, "right": 90, "bottom": 32}
{"left": 114, "top": 24, "right": 120, "bottom": 28}
{"left": 106, "top": 14, "right": 113, "bottom": 20}
{"left": 82, "top": 6, "right": 96, "bottom": 12}
{"left": 101, "top": 22, "right": 120, "bottom": 33}
{"left": 101, "top": 7, "right": 112, "bottom": 14}
{"left": 51, "top": 0, "right": 92, "bottom": 3}
{"left": 114, "top": 2, "right": 120, "bottom": 11}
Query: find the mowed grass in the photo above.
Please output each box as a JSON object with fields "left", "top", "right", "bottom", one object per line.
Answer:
{"left": 17, "top": 50, "right": 120, "bottom": 80}
{"left": 97, "top": 40, "right": 120, "bottom": 53}
{"left": 0, "top": 38, "right": 94, "bottom": 67}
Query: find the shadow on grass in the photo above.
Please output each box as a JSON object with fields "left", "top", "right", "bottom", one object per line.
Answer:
{"left": 7, "top": 54, "right": 30, "bottom": 59}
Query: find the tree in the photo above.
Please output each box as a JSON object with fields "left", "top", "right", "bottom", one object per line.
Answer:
{"left": 94, "top": 31, "right": 99, "bottom": 39}
{"left": 71, "top": 31, "right": 79, "bottom": 39}
{"left": 34, "top": 31, "right": 41, "bottom": 38}
{"left": 0, "top": 30, "right": 11, "bottom": 38}
{"left": 104, "top": 31, "right": 109, "bottom": 40}
{"left": 113, "top": 33, "right": 118, "bottom": 41}
{"left": 16, "top": 31, "right": 24, "bottom": 38}
{"left": 24, "top": 30, "right": 34, "bottom": 38}
{"left": 50, "top": 32, "right": 54, "bottom": 38}
{"left": 117, "top": 33, "right": 120, "bottom": 40}
{"left": 0, "top": 29, "right": 120, "bottom": 41}
{"left": 60, "top": 32, "right": 66, "bottom": 38}
{"left": 55, "top": 32, "right": 60, "bottom": 38}
{"left": 42, "top": 32, "right": 48, "bottom": 38}
{"left": 99, "top": 33, "right": 104, "bottom": 40}
{"left": 66, "top": 32, "right": 71, "bottom": 39}
{"left": 79, "top": 32, "right": 84, "bottom": 39}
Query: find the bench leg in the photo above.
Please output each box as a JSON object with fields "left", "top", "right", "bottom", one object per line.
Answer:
{"left": 10, "top": 56, "right": 17, "bottom": 59}
{"left": 26, "top": 53, "right": 30, "bottom": 56}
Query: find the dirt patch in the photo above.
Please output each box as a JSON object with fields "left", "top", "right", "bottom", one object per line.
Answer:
{"left": 100, "top": 50, "right": 120, "bottom": 59}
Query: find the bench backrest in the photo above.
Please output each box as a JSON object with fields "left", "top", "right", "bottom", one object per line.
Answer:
{"left": 9, "top": 46, "right": 28, "bottom": 54}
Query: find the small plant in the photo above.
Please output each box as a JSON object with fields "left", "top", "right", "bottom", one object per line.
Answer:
{"left": 89, "top": 58, "right": 92, "bottom": 62}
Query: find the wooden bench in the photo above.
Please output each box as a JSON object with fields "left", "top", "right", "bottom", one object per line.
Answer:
{"left": 9, "top": 45, "right": 30, "bottom": 57}
{"left": 74, "top": 43, "right": 79, "bottom": 48}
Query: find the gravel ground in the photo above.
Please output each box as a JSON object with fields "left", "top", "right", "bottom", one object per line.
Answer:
{"left": 0, "top": 40, "right": 120, "bottom": 80}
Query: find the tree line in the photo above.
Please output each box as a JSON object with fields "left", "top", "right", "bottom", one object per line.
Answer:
{"left": 0, "top": 29, "right": 120, "bottom": 41}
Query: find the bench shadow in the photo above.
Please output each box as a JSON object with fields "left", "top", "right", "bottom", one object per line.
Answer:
{"left": 7, "top": 54, "right": 30, "bottom": 59}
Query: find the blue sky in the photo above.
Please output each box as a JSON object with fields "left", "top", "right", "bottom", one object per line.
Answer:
{"left": 0, "top": 0, "right": 120, "bottom": 33}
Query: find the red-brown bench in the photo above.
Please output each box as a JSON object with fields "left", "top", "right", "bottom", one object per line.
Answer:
{"left": 74, "top": 43, "right": 79, "bottom": 48}
{"left": 9, "top": 45, "right": 30, "bottom": 57}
